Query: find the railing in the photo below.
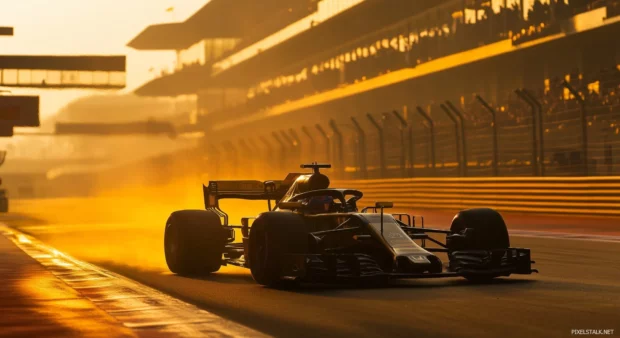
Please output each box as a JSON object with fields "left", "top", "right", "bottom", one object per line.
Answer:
{"left": 208, "top": 68, "right": 620, "bottom": 179}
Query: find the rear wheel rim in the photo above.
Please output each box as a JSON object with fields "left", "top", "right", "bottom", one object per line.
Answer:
{"left": 165, "top": 223, "right": 179, "bottom": 265}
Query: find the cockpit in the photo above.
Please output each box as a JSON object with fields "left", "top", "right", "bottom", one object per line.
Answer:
{"left": 276, "top": 164, "right": 363, "bottom": 214}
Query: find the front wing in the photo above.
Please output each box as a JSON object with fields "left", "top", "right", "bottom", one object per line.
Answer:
{"left": 279, "top": 248, "right": 537, "bottom": 282}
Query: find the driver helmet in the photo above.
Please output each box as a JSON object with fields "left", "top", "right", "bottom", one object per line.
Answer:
{"left": 305, "top": 195, "right": 335, "bottom": 214}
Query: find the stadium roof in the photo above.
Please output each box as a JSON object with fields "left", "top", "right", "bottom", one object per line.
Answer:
{"left": 127, "top": 0, "right": 318, "bottom": 50}
{"left": 132, "top": 0, "right": 446, "bottom": 96}
{"left": 212, "top": 0, "right": 445, "bottom": 87}
{"left": 127, "top": 23, "right": 195, "bottom": 51}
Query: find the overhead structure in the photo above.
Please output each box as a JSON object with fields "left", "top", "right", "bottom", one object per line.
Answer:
{"left": 128, "top": 0, "right": 318, "bottom": 50}
{"left": 0, "top": 95, "right": 39, "bottom": 136}
{"left": 0, "top": 27, "right": 13, "bottom": 36}
{"left": 128, "top": 0, "right": 320, "bottom": 98}
{"left": 0, "top": 124, "right": 12, "bottom": 137}
{"left": 54, "top": 121, "right": 175, "bottom": 137}
{"left": 2, "top": 23, "right": 125, "bottom": 89}
{"left": 0, "top": 55, "right": 126, "bottom": 89}
{"left": 0, "top": 23, "right": 127, "bottom": 139}
{"left": 15, "top": 120, "right": 180, "bottom": 139}
{"left": 0, "top": 95, "right": 39, "bottom": 126}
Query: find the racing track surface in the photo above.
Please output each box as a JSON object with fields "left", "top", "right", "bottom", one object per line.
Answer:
{"left": 4, "top": 192, "right": 620, "bottom": 338}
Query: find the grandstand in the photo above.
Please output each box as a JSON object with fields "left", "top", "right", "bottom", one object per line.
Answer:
{"left": 127, "top": 0, "right": 620, "bottom": 181}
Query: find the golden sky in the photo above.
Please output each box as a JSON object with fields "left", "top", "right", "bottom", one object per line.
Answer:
{"left": 0, "top": 0, "right": 208, "bottom": 120}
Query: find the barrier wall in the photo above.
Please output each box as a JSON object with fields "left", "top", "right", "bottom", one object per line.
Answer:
{"left": 336, "top": 177, "right": 620, "bottom": 216}
{"left": 11, "top": 156, "right": 619, "bottom": 217}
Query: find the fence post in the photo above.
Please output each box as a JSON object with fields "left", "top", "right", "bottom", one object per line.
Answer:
{"left": 289, "top": 128, "right": 301, "bottom": 165}
{"left": 224, "top": 141, "right": 238, "bottom": 177}
{"left": 515, "top": 89, "right": 539, "bottom": 176}
{"left": 260, "top": 136, "right": 273, "bottom": 173}
{"left": 280, "top": 130, "right": 297, "bottom": 170}
{"left": 367, "top": 113, "right": 386, "bottom": 177}
{"left": 350, "top": 116, "right": 368, "bottom": 179}
{"left": 239, "top": 138, "right": 252, "bottom": 176}
{"left": 439, "top": 104, "right": 462, "bottom": 176}
{"left": 416, "top": 106, "right": 436, "bottom": 174}
{"left": 316, "top": 124, "right": 331, "bottom": 165}
{"left": 392, "top": 110, "right": 409, "bottom": 178}
{"left": 329, "top": 119, "right": 344, "bottom": 178}
{"left": 521, "top": 89, "right": 545, "bottom": 176}
{"left": 301, "top": 126, "right": 316, "bottom": 161}
{"left": 604, "top": 135, "right": 612, "bottom": 175}
{"left": 475, "top": 95, "right": 499, "bottom": 176}
{"left": 408, "top": 124, "right": 415, "bottom": 177}
{"left": 562, "top": 80, "right": 588, "bottom": 176}
{"left": 445, "top": 100, "right": 468, "bottom": 177}
{"left": 272, "top": 131, "right": 286, "bottom": 172}
{"left": 404, "top": 106, "right": 415, "bottom": 177}
{"left": 209, "top": 143, "right": 220, "bottom": 178}
{"left": 247, "top": 138, "right": 263, "bottom": 175}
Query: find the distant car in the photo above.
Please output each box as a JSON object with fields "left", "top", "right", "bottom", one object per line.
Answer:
{"left": 164, "top": 163, "right": 537, "bottom": 287}
{"left": 0, "top": 189, "right": 7, "bottom": 213}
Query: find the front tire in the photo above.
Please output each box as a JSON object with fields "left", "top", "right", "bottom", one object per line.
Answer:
{"left": 448, "top": 208, "right": 510, "bottom": 282}
{"left": 164, "top": 210, "right": 227, "bottom": 276}
{"left": 249, "top": 212, "right": 308, "bottom": 287}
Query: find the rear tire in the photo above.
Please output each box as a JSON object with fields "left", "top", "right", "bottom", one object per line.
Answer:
{"left": 249, "top": 212, "right": 308, "bottom": 287}
{"left": 448, "top": 208, "right": 510, "bottom": 282}
{"left": 164, "top": 210, "right": 227, "bottom": 276}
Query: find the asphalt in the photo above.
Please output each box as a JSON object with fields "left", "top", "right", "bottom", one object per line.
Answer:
{"left": 0, "top": 230, "right": 135, "bottom": 338}
{"left": 4, "top": 196, "right": 620, "bottom": 338}
{"left": 100, "top": 237, "right": 620, "bottom": 338}
{"left": 0, "top": 226, "right": 266, "bottom": 337}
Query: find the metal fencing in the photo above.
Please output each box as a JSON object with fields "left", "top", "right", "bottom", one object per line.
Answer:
{"left": 210, "top": 67, "right": 620, "bottom": 180}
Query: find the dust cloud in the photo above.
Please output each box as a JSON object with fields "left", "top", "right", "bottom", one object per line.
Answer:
{"left": 10, "top": 169, "right": 274, "bottom": 272}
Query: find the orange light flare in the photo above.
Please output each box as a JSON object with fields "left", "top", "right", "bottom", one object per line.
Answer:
{"left": 17, "top": 264, "right": 135, "bottom": 337}
{"left": 9, "top": 173, "right": 277, "bottom": 273}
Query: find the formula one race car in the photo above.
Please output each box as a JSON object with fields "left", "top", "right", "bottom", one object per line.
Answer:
{"left": 164, "top": 163, "right": 536, "bottom": 287}
{"left": 0, "top": 189, "right": 8, "bottom": 213}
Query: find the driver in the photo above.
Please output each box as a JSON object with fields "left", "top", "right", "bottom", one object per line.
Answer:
{"left": 305, "top": 195, "right": 335, "bottom": 214}
{"left": 299, "top": 171, "right": 335, "bottom": 214}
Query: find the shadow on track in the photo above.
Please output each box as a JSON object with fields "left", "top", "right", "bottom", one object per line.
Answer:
{"left": 277, "top": 277, "right": 538, "bottom": 295}
{"left": 180, "top": 271, "right": 256, "bottom": 285}
{"left": 172, "top": 270, "right": 539, "bottom": 296}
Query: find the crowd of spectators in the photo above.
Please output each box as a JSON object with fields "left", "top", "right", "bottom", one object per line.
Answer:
{"left": 462, "top": 63, "right": 620, "bottom": 174}
{"left": 210, "top": 0, "right": 619, "bottom": 121}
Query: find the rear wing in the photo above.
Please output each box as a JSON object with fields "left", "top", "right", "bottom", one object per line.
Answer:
{"left": 203, "top": 173, "right": 303, "bottom": 209}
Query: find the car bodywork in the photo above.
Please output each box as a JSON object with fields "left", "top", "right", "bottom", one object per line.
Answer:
{"left": 193, "top": 164, "right": 536, "bottom": 283}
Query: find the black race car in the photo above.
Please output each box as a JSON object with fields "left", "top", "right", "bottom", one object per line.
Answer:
{"left": 164, "top": 163, "right": 536, "bottom": 286}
